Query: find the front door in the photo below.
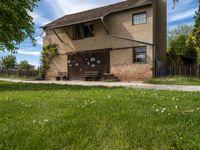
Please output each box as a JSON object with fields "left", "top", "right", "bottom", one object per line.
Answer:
{"left": 68, "top": 53, "right": 84, "bottom": 80}
{"left": 68, "top": 50, "right": 110, "bottom": 80}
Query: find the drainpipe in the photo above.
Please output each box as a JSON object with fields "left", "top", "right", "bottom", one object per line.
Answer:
{"left": 153, "top": 45, "right": 156, "bottom": 77}
{"left": 100, "top": 17, "right": 110, "bottom": 35}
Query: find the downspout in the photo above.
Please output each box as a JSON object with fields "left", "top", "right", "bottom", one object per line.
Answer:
{"left": 100, "top": 17, "right": 110, "bottom": 35}
{"left": 153, "top": 45, "right": 156, "bottom": 77}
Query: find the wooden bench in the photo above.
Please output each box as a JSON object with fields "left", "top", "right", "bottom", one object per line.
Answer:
{"left": 102, "top": 73, "right": 120, "bottom": 81}
{"left": 56, "top": 72, "right": 69, "bottom": 81}
{"left": 84, "top": 71, "right": 100, "bottom": 81}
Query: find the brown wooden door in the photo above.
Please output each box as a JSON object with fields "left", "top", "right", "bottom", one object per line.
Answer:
{"left": 68, "top": 50, "right": 110, "bottom": 80}
{"left": 68, "top": 53, "right": 84, "bottom": 80}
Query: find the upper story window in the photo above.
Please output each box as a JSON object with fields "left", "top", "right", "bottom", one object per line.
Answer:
{"left": 133, "top": 47, "right": 147, "bottom": 64}
{"left": 73, "top": 24, "right": 94, "bottom": 40}
{"left": 84, "top": 24, "right": 94, "bottom": 38}
{"left": 133, "top": 12, "right": 147, "bottom": 25}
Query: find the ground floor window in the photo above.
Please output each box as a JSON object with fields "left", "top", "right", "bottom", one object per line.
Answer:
{"left": 133, "top": 47, "right": 147, "bottom": 63}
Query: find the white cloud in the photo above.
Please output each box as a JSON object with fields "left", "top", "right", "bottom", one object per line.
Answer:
{"left": 168, "top": 7, "right": 197, "bottom": 23}
{"left": 168, "top": 21, "right": 194, "bottom": 30}
{"left": 44, "top": 0, "right": 98, "bottom": 18}
{"left": 18, "top": 50, "right": 41, "bottom": 56}
{"left": 44, "top": 0, "right": 123, "bottom": 18}
{"left": 35, "top": 36, "right": 43, "bottom": 45}
{"left": 168, "top": 0, "right": 195, "bottom": 12}
{"left": 180, "top": 0, "right": 194, "bottom": 5}
{"left": 30, "top": 11, "right": 51, "bottom": 26}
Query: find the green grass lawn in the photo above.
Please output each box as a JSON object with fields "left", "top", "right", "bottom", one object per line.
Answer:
{"left": 145, "top": 76, "right": 200, "bottom": 85}
{"left": 0, "top": 81, "right": 200, "bottom": 149}
{"left": 0, "top": 75, "right": 33, "bottom": 80}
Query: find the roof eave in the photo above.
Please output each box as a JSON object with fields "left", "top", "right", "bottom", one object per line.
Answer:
{"left": 44, "top": 17, "right": 101, "bottom": 30}
{"left": 42, "top": 1, "right": 153, "bottom": 30}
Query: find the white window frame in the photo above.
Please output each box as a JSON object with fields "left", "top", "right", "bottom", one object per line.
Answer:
{"left": 132, "top": 12, "right": 147, "bottom": 25}
{"left": 133, "top": 47, "right": 147, "bottom": 64}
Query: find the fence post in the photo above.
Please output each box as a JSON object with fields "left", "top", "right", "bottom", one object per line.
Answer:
{"left": 170, "top": 65, "right": 172, "bottom": 76}
{"left": 199, "top": 65, "right": 200, "bottom": 78}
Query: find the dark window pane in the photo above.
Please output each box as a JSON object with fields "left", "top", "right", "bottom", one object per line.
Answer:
{"left": 73, "top": 24, "right": 94, "bottom": 40}
{"left": 73, "top": 24, "right": 84, "bottom": 40}
{"left": 84, "top": 24, "right": 94, "bottom": 38}
{"left": 133, "top": 47, "right": 147, "bottom": 63}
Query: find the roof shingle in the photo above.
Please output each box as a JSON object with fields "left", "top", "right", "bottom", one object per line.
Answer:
{"left": 43, "top": 0, "right": 153, "bottom": 29}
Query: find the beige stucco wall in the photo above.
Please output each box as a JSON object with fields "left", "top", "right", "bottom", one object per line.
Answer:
{"left": 44, "top": 4, "right": 156, "bottom": 80}
{"left": 46, "top": 54, "right": 68, "bottom": 79}
{"left": 110, "top": 46, "right": 153, "bottom": 80}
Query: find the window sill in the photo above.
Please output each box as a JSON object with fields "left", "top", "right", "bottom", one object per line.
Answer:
{"left": 133, "top": 62, "right": 147, "bottom": 65}
{"left": 73, "top": 36, "right": 94, "bottom": 41}
{"left": 132, "top": 22, "right": 147, "bottom": 26}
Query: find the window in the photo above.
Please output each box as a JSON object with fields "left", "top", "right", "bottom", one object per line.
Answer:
{"left": 133, "top": 13, "right": 147, "bottom": 25}
{"left": 133, "top": 47, "right": 147, "bottom": 63}
{"left": 73, "top": 24, "right": 83, "bottom": 40}
{"left": 84, "top": 24, "right": 94, "bottom": 38}
{"left": 73, "top": 24, "right": 94, "bottom": 40}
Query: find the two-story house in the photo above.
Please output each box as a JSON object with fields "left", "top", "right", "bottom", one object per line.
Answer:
{"left": 42, "top": 0, "right": 166, "bottom": 81}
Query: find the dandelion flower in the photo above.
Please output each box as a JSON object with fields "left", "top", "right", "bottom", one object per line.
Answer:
{"left": 107, "top": 95, "right": 111, "bottom": 99}
{"left": 161, "top": 108, "right": 166, "bottom": 113}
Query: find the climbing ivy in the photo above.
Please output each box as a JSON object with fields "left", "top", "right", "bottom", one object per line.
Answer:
{"left": 40, "top": 44, "right": 58, "bottom": 78}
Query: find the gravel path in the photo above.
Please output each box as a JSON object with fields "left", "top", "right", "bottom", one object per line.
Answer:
{"left": 0, "top": 78, "right": 200, "bottom": 92}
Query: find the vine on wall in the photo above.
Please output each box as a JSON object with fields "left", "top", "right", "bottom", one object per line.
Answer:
{"left": 40, "top": 44, "right": 58, "bottom": 78}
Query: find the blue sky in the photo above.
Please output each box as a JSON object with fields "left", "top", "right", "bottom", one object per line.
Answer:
{"left": 0, "top": 0, "right": 198, "bottom": 68}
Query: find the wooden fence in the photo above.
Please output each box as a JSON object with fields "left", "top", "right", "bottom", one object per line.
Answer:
{"left": 0, "top": 70, "right": 39, "bottom": 77}
{"left": 155, "top": 64, "right": 200, "bottom": 77}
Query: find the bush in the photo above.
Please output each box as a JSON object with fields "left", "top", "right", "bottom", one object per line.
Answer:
{"left": 33, "top": 75, "right": 44, "bottom": 81}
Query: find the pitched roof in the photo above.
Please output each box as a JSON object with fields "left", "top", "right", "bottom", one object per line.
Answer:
{"left": 43, "top": 0, "right": 153, "bottom": 29}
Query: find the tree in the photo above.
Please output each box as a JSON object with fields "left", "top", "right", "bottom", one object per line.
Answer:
{"left": 193, "top": 1, "right": 200, "bottom": 63}
{"left": 18, "top": 60, "right": 32, "bottom": 71}
{"left": 0, "top": 58, "right": 2, "bottom": 69}
{"left": 186, "top": 33, "right": 198, "bottom": 58}
{"left": 169, "top": 35, "right": 187, "bottom": 56}
{"left": 172, "top": 0, "right": 179, "bottom": 8}
{"left": 167, "top": 25, "right": 193, "bottom": 47}
{"left": 168, "top": 34, "right": 198, "bottom": 64}
{"left": 193, "top": 0, "right": 200, "bottom": 44}
{"left": 1, "top": 55, "right": 17, "bottom": 70}
{"left": 0, "top": 0, "right": 39, "bottom": 52}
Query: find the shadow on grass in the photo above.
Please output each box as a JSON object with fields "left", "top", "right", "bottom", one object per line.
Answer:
{"left": 0, "top": 81, "right": 117, "bottom": 92}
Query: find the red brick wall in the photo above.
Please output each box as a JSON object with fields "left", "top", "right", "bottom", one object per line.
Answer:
{"left": 111, "top": 64, "right": 152, "bottom": 81}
